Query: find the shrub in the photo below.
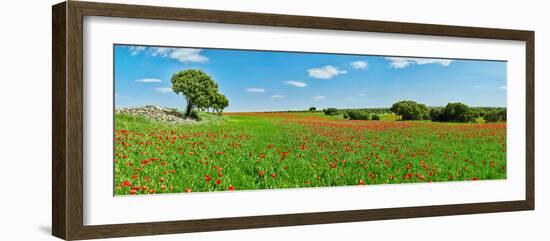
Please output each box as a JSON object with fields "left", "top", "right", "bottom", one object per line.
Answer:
{"left": 309, "top": 107, "right": 316, "bottom": 112}
{"left": 323, "top": 108, "right": 339, "bottom": 116}
{"left": 470, "top": 110, "right": 481, "bottom": 119}
{"left": 346, "top": 110, "right": 370, "bottom": 120}
{"left": 484, "top": 110, "right": 503, "bottom": 122}
{"left": 499, "top": 109, "right": 507, "bottom": 121}
{"left": 430, "top": 108, "right": 442, "bottom": 121}
{"left": 422, "top": 112, "right": 431, "bottom": 120}
{"left": 371, "top": 114, "right": 380, "bottom": 120}
{"left": 342, "top": 111, "right": 349, "bottom": 119}
{"left": 189, "top": 109, "right": 201, "bottom": 121}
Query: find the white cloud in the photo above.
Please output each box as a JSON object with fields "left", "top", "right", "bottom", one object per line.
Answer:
{"left": 312, "top": 95, "right": 326, "bottom": 100}
{"left": 284, "top": 81, "right": 307, "bottom": 87}
{"left": 149, "top": 47, "right": 172, "bottom": 57}
{"left": 307, "top": 65, "right": 347, "bottom": 79}
{"left": 128, "top": 46, "right": 146, "bottom": 56}
{"left": 169, "top": 48, "right": 208, "bottom": 63}
{"left": 358, "top": 93, "right": 366, "bottom": 97}
{"left": 385, "top": 57, "right": 453, "bottom": 69}
{"left": 115, "top": 93, "right": 132, "bottom": 99}
{"left": 270, "top": 95, "right": 286, "bottom": 99}
{"left": 350, "top": 60, "right": 368, "bottom": 70}
{"left": 154, "top": 87, "right": 173, "bottom": 93}
{"left": 129, "top": 46, "right": 208, "bottom": 63}
{"left": 499, "top": 86, "right": 507, "bottom": 90}
{"left": 245, "top": 88, "right": 266, "bottom": 93}
{"left": 345, "top": 97, "right": 354, "bottom": 101}
{"left": 135, "top": 78, "right": 162, "bottom": 83}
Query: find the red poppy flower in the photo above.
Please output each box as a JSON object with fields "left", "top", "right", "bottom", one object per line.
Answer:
{"left": 205, "top": 174, "right": 212, "bottom": 182}
{"left": 215, "top": 179, "right": 221, "bottom": 185}
{"left": 228, "top": 185, "right": 235, "bottom": 191}
{"left": 259, "top": 170, "right": 265, "bottom": 177}
{"left": 271, "top": 173, "right": 277, "bottom": 178}
{"left": 280, "top": 152, "right": 288, "bottom": 161}
{"left": 132, "top": 174, "right": 138, "bottom": 180}
{"left": 129, "top": 189, "right": 137, "bottom": 195}
{"left": 123, "top": 180, "right": 131, "bottom": 187}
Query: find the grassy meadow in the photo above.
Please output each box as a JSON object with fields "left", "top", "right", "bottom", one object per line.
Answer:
{"left": 114, "top": 111, "right": 506, "bottom": 195}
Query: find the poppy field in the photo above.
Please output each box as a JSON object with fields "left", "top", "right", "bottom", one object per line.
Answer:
{"left": 114, "top": 112, "right": 506, "bottom": 195}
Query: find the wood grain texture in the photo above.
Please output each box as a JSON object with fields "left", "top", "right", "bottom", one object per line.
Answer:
{"left": 525, "top": 32, "right": 535, "bottom": 209}
{"left": 51, "top": 1, "right": 535, "bottom": 240}
{"left": 52, "top": 2, "right": 67, "bottom": 239}
{"left": 66, "top": 1, "right": 85, "bottom": 240}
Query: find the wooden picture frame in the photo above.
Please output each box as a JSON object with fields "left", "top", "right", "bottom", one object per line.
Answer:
{"left": 52, "top": 1, "right": 534, "bottom": 240}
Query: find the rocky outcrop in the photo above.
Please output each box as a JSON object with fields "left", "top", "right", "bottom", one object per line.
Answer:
{"left": 116, "top": 105, "right": 196, "bottom": 123}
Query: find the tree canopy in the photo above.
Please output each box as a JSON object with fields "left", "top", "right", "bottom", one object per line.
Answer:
{"left": 431, "top": 102, "right": 475, "bottom": 123}
{"left": 323, "top": 108, "right": 339, "bottom": 116}
{"left": 171, "top": 69, "right": 229, "bottom": 117}
{"left": 389, "top": 100, "right": 429, "bottom": 120}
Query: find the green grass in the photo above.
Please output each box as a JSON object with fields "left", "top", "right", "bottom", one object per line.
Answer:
{"left": 114, "top": 112, "right": 506, "bottom": 195}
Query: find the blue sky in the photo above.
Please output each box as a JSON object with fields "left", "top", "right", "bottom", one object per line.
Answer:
{"left": 114, "top": 44, "right": 506, "bottom": 112}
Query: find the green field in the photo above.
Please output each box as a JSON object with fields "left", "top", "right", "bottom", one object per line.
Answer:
{"left": 114, "top": 112, "right": 506, "bottom": 195}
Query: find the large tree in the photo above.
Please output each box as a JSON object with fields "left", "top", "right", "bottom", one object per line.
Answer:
{"left": 390, "top": 100, "right": 428, "bottom": 120}
{"left": 171, "top": 69, "right": 227, "bottom": 117}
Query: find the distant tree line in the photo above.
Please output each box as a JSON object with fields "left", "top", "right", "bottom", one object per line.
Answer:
{"left": 391, "top": 100, "right": 506, "bottom": 123}
{"left": 322, "top": 100, "right": 506, "bottom": 123}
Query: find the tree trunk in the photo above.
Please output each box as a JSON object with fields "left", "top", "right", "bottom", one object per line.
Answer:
{"left": 185, "top": 99, "right": 193, "bottom": 117}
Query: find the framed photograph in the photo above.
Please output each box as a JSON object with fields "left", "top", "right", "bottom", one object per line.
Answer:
{"left": 52, "top": 1, "right": 534, "bottom": 240}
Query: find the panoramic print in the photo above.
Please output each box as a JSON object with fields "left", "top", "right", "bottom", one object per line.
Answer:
{"left": 114, "top": 45, "right": 507, "bottom": 195}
